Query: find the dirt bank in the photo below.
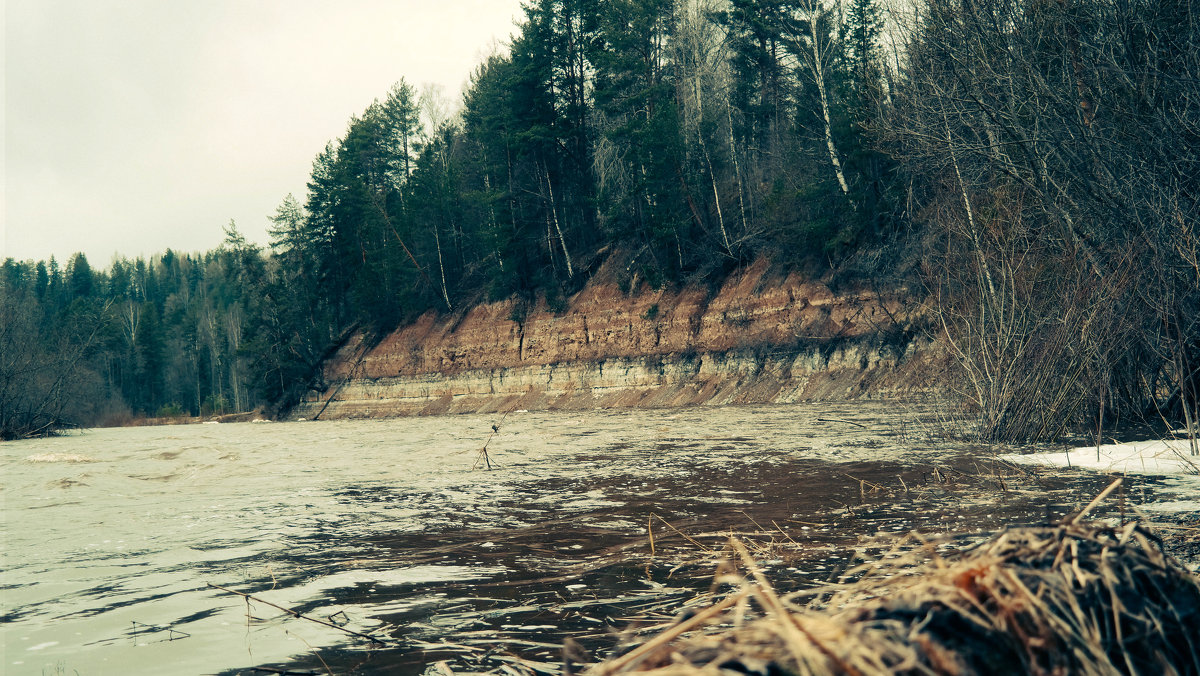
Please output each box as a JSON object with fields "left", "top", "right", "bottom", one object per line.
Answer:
{"left": 293, "top": 259, "right": 940, "bottom": 420}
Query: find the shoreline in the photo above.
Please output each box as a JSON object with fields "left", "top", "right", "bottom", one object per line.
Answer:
{"left": 97, "top": 409, "right": 270, "bottom": 429}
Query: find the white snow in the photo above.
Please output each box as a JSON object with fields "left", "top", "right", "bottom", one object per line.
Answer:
{"left": 1002, "top": 439, "right": 1200, "bottom": 517}
{"left": 1139, "top": 499, "right": 1200, "bottom": 513}
{"left": 1002, "top": 439, "right": 1200, "bottom": 476}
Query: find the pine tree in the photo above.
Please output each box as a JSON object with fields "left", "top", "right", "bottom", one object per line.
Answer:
{"left": 67, "top": 253, "right": 94, "bottom": 299}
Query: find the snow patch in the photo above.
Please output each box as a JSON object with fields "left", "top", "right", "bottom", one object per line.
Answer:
{"left": 1138, "top": 500, "right": 1200, "bottom": 513}
{"left": 1002, "top": 439, "right": 1200, "bottom": 476}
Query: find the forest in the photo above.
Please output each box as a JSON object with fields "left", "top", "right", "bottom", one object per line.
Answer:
{"left": 3, "top": 0, "right": 1197, "bottom": 443}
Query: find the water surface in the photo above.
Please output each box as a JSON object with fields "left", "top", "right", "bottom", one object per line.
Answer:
{"left": 1, "top": 403, "right": 1142, "bottom": 674}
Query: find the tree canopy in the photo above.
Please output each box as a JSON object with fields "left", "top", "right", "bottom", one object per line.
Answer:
{"left": 4, "top": 0, "right": 1196, "bottom": 442}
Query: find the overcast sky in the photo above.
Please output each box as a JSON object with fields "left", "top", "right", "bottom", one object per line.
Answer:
{"left": 3, "top": 0, "right": 524, "bottom": 266}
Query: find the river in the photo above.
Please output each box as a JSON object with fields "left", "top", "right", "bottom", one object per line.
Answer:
{"left": 0, "top": 403, "right": 1164, "bottom": 675}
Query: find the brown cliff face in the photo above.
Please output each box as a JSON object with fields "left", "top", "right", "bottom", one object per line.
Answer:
{"left": 298, "top": 259, "right": 935, "bottom": 420}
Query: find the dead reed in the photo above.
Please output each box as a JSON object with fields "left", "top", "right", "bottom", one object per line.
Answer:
{"left": 589, "top": 517, "right": 1200, "bottom": 675}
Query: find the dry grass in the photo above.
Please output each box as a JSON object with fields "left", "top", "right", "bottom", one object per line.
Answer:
{"left": 589, "top": 517, "right": 1200, "bottom": 675}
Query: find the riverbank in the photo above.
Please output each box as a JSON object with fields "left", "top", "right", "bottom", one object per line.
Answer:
{"left": 110, "top": 410, "right": 270, "bottom": 428}
{"left": 292, "top": 258, "right": 938, "bottom": 421}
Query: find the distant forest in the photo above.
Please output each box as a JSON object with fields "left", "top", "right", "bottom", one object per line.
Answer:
{"left": 3, "top": 0, "right": 1197, "bottom": 442}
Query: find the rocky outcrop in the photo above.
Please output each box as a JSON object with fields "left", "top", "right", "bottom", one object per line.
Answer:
{"left": 293, "top": 259, "right": 938, "bottom": 420}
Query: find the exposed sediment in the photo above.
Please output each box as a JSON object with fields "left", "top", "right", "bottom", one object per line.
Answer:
{"left": 293, "top": 259, "right": 939, "bottom": 420}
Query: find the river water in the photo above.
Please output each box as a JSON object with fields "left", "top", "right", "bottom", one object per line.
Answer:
{"left": 0, "top": 403, "right": 1151, "bottom": 675}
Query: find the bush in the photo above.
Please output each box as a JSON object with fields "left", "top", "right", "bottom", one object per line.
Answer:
{"left": 156, "top": 403, "right": 185, "bottom": 418}
{"left": 201, "top": 394, "right": 230, "bottom": 417}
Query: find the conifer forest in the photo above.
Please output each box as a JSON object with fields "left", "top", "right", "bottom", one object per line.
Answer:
{"left": 3, "top": 0, "right": 1197, "bottom": 442}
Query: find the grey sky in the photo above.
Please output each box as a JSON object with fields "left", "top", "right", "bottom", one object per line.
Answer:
{"left": 3, "top": 0, "right": 524, "bottom": 266}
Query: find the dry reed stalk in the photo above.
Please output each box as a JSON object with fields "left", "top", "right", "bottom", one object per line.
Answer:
{"left": 1069, "top": 477, "right": 1122, "bottom": 524}
{"left": 587, "top": 592, "right": 747, "bottom": 676}
{"left": 592, "top": 518, "right": 1200, "bottom": 676}
{"left": 652, "top": 514, "right": 716, "bottom": 554}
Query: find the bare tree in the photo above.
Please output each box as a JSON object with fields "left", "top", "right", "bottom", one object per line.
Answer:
{"left": 783, "top": 0, "right": 855, "bottom": 205}
{"left": 881, "top": 0, "right": 1200, "bottom": 441}
{"left": 0, "top": 285, "right": 109, "bottom": 439}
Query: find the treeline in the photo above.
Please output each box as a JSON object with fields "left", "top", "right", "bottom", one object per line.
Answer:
{"left": 1, "top": 231, "right": 267, "bottom": 438}
{"left": 3, "top": 0, "right": 1196, "bottom": 441}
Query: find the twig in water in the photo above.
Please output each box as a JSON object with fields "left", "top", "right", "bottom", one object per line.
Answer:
{"left": 290, "top": 630, "right": 336, "bottom": 676}
{"left": 131, "top": 621, "right": 190, "bottom": 645}
{"left": 770, "top": 520, "right": 802, "bottom": 549}
{"left": 845, "top": 474, "right": 885, "bottom": 500}
{"left": 207, "top": 583, "right": 399, "bottom": 646}
{"left": 475, "top": 410, "right": 512, "bottom": 470}
{"left": 817, "top": 417, "right": 866, "bottom": 428}
{"left": 652, "top": 514, "right": 714, "bottom": 553}
{"left": 737, "top": 510, "right": 771, "bottom": 535}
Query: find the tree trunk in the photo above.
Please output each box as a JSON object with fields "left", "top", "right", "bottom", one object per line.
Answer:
{"left": 543, "top": 163, "right": 574, "bottom": 279}
{"left": 804, "top": 3, "right": 854, "bottom": 205}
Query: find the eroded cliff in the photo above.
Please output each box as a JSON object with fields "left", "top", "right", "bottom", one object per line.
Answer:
{"left": 293, "top": 259, "right": 937, "bottom": 419}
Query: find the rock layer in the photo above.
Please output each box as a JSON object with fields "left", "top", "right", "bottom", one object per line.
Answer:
{"left": 293, "top": 260, "right": 936, "bottom": 420}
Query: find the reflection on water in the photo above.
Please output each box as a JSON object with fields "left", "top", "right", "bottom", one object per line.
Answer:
{"left": 1, "top": 403, "right": 1124, "bottom": 675}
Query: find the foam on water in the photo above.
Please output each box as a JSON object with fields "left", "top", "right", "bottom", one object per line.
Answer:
{"left": 24, "top": 453, "right": 97, "bottom": 463}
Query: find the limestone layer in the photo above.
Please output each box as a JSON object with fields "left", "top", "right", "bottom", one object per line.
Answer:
{"left": 293, "top": 260, "right": 937, "bottom": 419}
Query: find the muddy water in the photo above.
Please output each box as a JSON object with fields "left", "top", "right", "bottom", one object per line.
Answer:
{"left": 0, "top": 403, "right": 1139, "bottom": 675}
